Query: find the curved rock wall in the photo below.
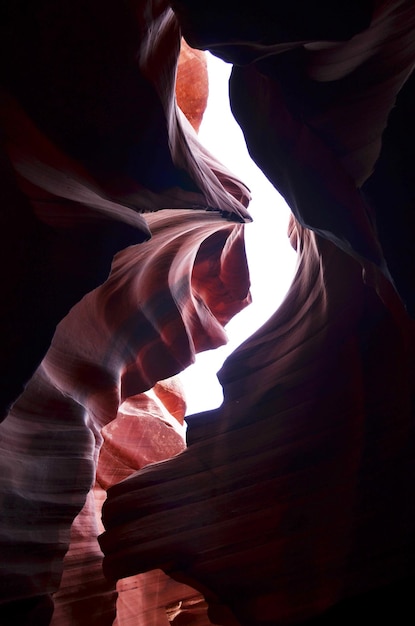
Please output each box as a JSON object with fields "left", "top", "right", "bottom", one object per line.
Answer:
{"left": 1, "top": 1, "right": 415, "bottom": 625}
{"left": 102, "top": 1, "right": 415, "bottom": 624}
{"left": 1, "top": 2, "right": 250, "bottom": 624}
{"left": 0, "top": 204, "right": 251, "bottom": 625}
{"left": 51, "top": 384, "right": 210, "bottom": 626}
{"left": 102, "top": 218, "right": 415, "bottom": 625}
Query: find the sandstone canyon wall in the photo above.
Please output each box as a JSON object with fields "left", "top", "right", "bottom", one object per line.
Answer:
{"left": 1, "top": 1, "right": 415, "bottom": 625}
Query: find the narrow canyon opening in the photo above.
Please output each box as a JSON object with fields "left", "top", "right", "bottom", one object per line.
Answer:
{"left": 180, "top": 52, "right": 297, "bottom": 415}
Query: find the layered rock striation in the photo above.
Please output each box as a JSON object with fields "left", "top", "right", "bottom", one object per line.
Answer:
{"left": 1, "top": 1, "right": 415, "bottom": 625}
{"left": 1, "top": 2, "right": 250, "bottom": 624}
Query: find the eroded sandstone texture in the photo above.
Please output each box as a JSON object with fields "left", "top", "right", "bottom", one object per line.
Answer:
{"left": 1, "top": 1, "right": 415, "bottom": 625}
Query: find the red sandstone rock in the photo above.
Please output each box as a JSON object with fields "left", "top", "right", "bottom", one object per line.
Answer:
{"left": 0, "top": 0, "right": 251, "bottom": 420}
{"left": 153, "top": 377, "right": 187, "bottom": 425}
{"left": 176, "top": 40, "right": 209, "bottom": 132}
{"left": 0, "top": 204, "right": 251, "bottom": 624}
{"left": 101, "top": 218, "right": 415, "bottom": 626}
{"left": 1, "top": 1, "right": 415, "bottom": 625}
{"left": 51, "top": 387, "right": 212, "bottom": 625}
{"left": 101, "top": 1, "right": 415, "bottom": 624}
{"left": 0, "top": 2, "right": 251, "bottom": 623}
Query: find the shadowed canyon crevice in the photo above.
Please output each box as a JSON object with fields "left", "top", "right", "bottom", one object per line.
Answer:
{"left": 1, "top": 1, "right": 415, "bottom": 625}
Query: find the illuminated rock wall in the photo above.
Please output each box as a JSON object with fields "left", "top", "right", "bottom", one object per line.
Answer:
{"left": 0, "top": 2, "right": 249, "bottom": 624}
{"left": 1, "top": 1, "right": 415, "bottom": 625}
{"left": 102, "top": 1, "right": 415, "bottom": 624}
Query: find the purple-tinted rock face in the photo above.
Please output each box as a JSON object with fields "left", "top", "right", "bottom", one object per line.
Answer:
{"left": 1, "top": 1, "right": 415, "bottom": 625}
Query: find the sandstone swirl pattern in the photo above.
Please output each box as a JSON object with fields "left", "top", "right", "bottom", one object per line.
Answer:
{"left": 1, "top": 1, "right": 415, "bottom": 625}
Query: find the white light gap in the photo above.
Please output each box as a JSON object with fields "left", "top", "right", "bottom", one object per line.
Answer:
{"left": 180, "top": 53, "right": 297, "bottom": 415}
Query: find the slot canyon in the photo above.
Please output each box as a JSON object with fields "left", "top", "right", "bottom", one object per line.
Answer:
{"left": 1, "top": 1, "right": 414, "bottom": 625}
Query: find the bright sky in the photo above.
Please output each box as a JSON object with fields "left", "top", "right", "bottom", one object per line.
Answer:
{"left": 180, "top": 53, "right": 298, "bottom": 415}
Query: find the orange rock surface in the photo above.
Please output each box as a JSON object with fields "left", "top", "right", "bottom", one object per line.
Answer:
{"left": 176, "top": 39, "right": 209, "bottom": 132}
{"left": 1, "top": 2, "right": 415, "bottom": 625}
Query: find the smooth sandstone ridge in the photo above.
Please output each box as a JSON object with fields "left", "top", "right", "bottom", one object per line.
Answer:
{"left": 1, "top": 1, "right": 415, "bottom": 625}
